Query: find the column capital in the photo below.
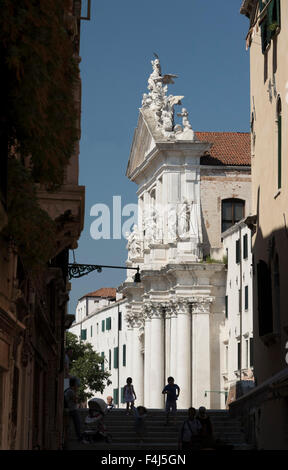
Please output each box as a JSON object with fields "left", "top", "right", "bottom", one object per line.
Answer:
{"left": 190, "top": 296, "right": 214, "bottom": 314}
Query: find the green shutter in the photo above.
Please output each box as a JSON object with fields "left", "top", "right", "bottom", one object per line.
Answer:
{"left": 101, "top": 352, "right": 104, "bottom": 371}
{"left": 123, "top": 344, "right": 126, "bottom": 366}
{"left": 102, "top": 319, "right": 105, "bottom": 332}
{"left": 260, "top": 0, "right": 281, "bottom": 54}
{"left": 106, "top": 317, "right": 111, "bottom": 330}
{"left": 80, "top": 329, "right": 87, "bottom": 341}
{"left": 225, "top": 296, "right": 228, "bottom": 319}
{"left": 118, "top": 311, "right": 122, "bottom": 331}
{"left": 114, "top": 347, "right": 119, "bottom": 369}
{"left": 90, "top": 325, "right": 93, "bottom": 337}
{"left": 113, "top": 388, "right": 119, "bottom": 405}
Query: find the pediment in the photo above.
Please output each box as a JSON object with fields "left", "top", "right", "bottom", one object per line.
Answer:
{"left": 126, "top": 109, "right": 157, "bottom": 179}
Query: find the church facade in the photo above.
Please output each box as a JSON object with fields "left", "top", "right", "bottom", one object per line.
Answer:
{"left": 121, "top": 57, "right": 251, "bottom": 410}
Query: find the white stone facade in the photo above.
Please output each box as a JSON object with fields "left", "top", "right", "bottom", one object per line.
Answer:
{"left": 121, "top": 58, "right": 252, "bottom": 410}
{"left": 220, "top": 220, "right": 254, "bottom": 407}
{"left": 70, "top": 295, "right": 132, "bottom": 407}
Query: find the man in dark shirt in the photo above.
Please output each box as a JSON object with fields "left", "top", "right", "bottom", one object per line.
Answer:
{"left": 162, "top": 376, "right": 180, "bottom": 426}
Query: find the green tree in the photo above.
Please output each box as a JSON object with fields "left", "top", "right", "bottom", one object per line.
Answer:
{"left": 66, "top": 332, "right": 111, "bottom": 403}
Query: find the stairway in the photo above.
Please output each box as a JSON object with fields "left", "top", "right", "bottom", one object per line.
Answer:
{"left": 67, "top": 409, "right": 252, "bottom": 450}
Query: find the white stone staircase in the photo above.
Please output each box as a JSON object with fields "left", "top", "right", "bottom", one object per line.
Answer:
{"left": 67, "top": 409, "right": 252, "bottom": 450}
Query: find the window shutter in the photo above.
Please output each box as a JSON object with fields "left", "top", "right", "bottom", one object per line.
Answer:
{"left": 225, "top": 296, "right": 228, "bottom": 319}
{"left": 123, "top": 344, "right": 126, "bottom": 366}
{"left": 250, "top": 338, "right": 254, "bottom": 367}
{"left": 237, "top": 343, "right": 241, "bottom": 371}
{"left": 118, "top": 311, "right": 122, "bottom": 331}
{"left": 243, "top": 234, "right": 248, "bottom": 259}
{"left": 236, "top": 239, "right": 240, "bottom": 264}
{"left": 81, "top": 329, "right": 87, "bottom": 341}
{"left": 114, "top": 347, "right": 119, "bottom": 369}
{"left": 90, "top": 325, "right": 93, "bottom": 337}
{"left": 102, "top": 320, "right": 105, "bottom": 332}
{"left": 109, "top": 349, "right": 111, "bottom": 370}
{"left": 101, "top": 352, "right": 104, "bottom": 371}
{"left": 245, "top": 286, "right": 249, "bottom": 310}
{"left": 106, "top": 317, "right": 111, "bottom": 330}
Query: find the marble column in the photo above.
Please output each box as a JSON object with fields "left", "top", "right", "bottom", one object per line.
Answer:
{"left": 169, "top": 314, "right": 178, "bottom": 380}
{"left": 149, "top": 307, "right": 165, "bottom": 408}
{"left": 131, "top": 323, "right": 144, "bottom": 406}
{"left": 191, "top": 298, "right": 213, "bottom": 409}
{"left": 144, "top": 317, "right": 151, "bottom": 407}
{"left": 175, "top": 300, "right": 191, "bottom": 409}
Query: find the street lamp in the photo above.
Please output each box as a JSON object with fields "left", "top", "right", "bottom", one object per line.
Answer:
{"left": 68, "top": 261, "right": 141, "bottom": 283}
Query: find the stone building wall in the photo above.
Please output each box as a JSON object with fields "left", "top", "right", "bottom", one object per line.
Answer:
{"left": 200, "top": 167, "right": 251, "bottom": 259}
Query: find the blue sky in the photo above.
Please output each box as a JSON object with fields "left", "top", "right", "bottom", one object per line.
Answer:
{"left": 69, "top": 0, "right": 250, "bottom": 314}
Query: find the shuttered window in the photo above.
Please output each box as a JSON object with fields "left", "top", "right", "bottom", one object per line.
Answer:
{"left": 225, "top": 296, "right": 228, "bottom": 319}
{"left": 121, "top": 387, "right": 125, "bottom": 403}
{"left": 114, "top": 347, "right": 119, "bottom": 369}
{"left": 101, "top": 352, "right": 104, "bottom": 371}
{"left": 250, "top": 338, "right": 254, "bottom": 367}
{"left": 245, "top": 286, "right": 249, "bottom": 310}
{"left": 118, "top": 311, "right": 122, "bottom": 331}
{"left": 260, "top": 0, "right": 281, "bottom": 54}
{"left": 80, "top": 329, "right": 87, "bottom": 341}
{"left": 102, "top": 320, "right": 105, "bottom": 332}
{"left": 106, "top": 317, "right": 111, "bottom": 330}
{"left": 243, "top": 234, "right": 248, "bottom": 259}
{"left": 236, "top": 239, "right": 241, "bottom": 264}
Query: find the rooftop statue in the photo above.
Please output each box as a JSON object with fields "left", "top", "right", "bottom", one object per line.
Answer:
{"left": 142, "top": 55, "right": 194, "bottom": 140}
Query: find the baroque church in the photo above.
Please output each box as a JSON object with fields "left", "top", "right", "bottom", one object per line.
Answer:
{"left": 121, "top": 56, "right": 251, "bottom": 409}
{"left": 71, "top": 57, "right": 251, "bottom": 410}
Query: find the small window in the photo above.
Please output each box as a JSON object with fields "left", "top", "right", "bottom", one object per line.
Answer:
{"left": 250, "top": 338, "right": 254, "bottom": 367}
{"left": 225, "top": 296, "right": 228, "bottom": 319}
{"left": 106, "top": 317, "right": 112, "bottom": 330}
{"left": 260, "top": 0, "right": 281, "bottom": 54}
{"left": 222, "top": 199, "right": 245, "bottom": 233}
{"left": 102, "top": 320, "right": 105, "bottom": 332}
{"left": 237, "top": 342, "right": 241, "bottom": 371}
{"left": 118, "top": 311, "right": 122, "bottom": 331}
{"left": 90, "top": 325, "right": 93, "bottom": 337}
{"left": 243, "top": 234, "right": 248, "bottom": 259}
{"left": 238, "top": 289, "right": 241, "bottom": 314}
{"left": 80, "top": 329, "right": 87, "bottom": 341}
{"left": 236, "top": 239, "right": 241, "bottom": 264}
{"left": 121, "top": 387, "right": 125, "bottom": 404}
{"left": 114, "top": 347, "right": 119, "bottom": 369}
{"left": 245, "top": 286, "right": 249, "bottom": 310}
{"left": 101, "top": 352, "right": 104, "bottom": 371}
